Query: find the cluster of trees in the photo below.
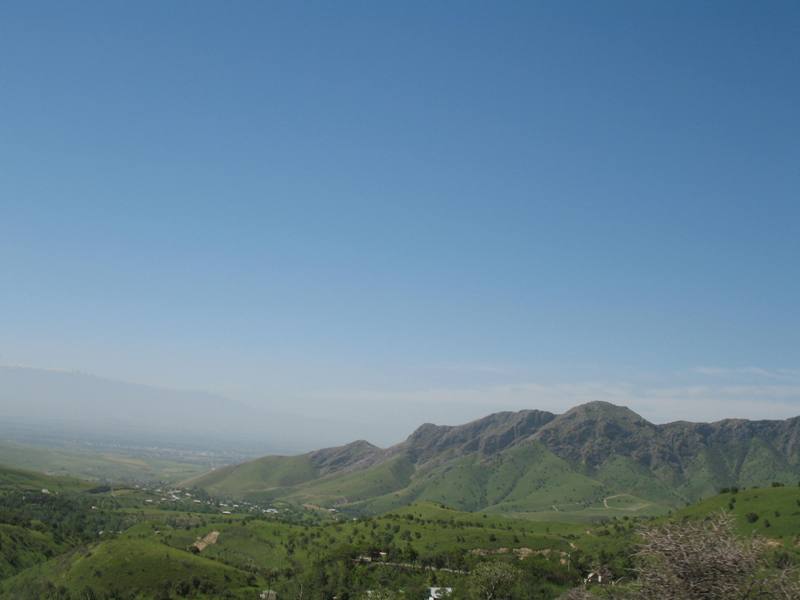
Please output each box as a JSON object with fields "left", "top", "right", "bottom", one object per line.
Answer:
{"left": 0, "top": 489, "right": 129, "bottom": 538}
{"left": 262, "top": 541, "right": 590, "bottom": 600}
{"left": 30, "top": 580, "right": 240, "bottom": 600}
{"left": 0, "top": 489, "right": 132, "bottom": 548}
{"left": 304, "top": 513, "right": 800, "bottom": 600}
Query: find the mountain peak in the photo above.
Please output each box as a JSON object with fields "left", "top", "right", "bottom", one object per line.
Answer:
{"left": 562, "top": 401, "right": 648, "bottom": 423}
{"left": 532, "top": 402, "right": 656, "bottom": 469}
{"left": 308, "top": 439, "right": 383, "bottom": 476}
{"left": 401, "top": 409, "right": 556, "bottom": 464}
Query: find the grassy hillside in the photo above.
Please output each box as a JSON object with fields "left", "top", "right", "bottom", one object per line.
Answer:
{"left": 0, "top": 523, "right": 66, "bottom": 580}
{"left": 190, "top": 440, "right": 673, "bottom": 521}
{"left": 0, "top": 535, "right": 262, "bottom": 599}
{"left": 0, "top": 461, "right": 602, "bottom": 599}
{"left": 285, "top": 453, "right": 416, "bottom": 505}
{"left": 676, "top": 484, "right": 800, "bottom": 542}
{"left": 0, "top": 463, "right": 88, "bottom": 493}
{"left": 5, "top": 460, "right": 800, "bottom": 599}
{"left": 184, "top": 454, "right": 319, "bottom": 498}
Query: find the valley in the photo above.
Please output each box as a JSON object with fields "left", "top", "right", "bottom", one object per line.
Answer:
{"left": 3, "top": 402, "right": 800, "bottom": 598}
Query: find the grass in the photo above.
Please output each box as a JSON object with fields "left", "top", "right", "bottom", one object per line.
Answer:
{"left": 157, "top": 500, "right": 585, "bottom": 574}
{"left": 0, "top": 496, "right": 594, "bottom": 598}
{"left": 183, "top": 454, "right": 319, "bottom": 499}
{"left": 286, "top": 454, "right": 415, "bottom": 505}
{"left": 0, "top": 463, "right": 88, "bottom": 493}
{"left": 675, "top": 485, "right": 800, "bottom": 544}
{"left": 7, "top": 458, "right": 800, "bottom": 600}
{"left": 0, "top": 534, "right": 262, "bottom": 599}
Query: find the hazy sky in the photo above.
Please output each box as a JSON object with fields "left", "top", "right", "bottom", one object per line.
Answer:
{"left": 2, "top": 2, "right": 799, "bottom": 441}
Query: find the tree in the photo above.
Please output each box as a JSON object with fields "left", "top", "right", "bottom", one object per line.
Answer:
{"left": 468, "top": 561, "right": 519, "bottom": 600}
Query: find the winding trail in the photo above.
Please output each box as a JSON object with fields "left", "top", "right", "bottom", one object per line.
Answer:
{"left": 603, "top": 495, "right": 624, "bottom": 509}
{"left": 603, "top": 494, "right": 652, "bottom": 511}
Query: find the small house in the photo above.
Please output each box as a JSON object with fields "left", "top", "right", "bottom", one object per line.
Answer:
{"left": 429, "top": 587, "right": 452, "bottom": 600}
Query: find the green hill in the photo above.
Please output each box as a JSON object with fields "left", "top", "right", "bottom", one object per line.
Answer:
{"left": 0, "top": 523, "right": 67, "bottom": 580}
{"left": 0, "top": 463, "right": 89, "bottom": 493}
{"left": 0, "top": 465, "right": 269, "bottom": 599}
{"left": 675, "top": 484, "right": 800, "bottom": 542}
{"left": 0, "top": 535, "right": 261, "bottom": 599}
{"left": 0, "top": 464, "right": 593, "bottom": 599}
{"left": 5, "top": 460, "right": 800, "bottom": 600}
{"left": 186, "top": 454, "right": 319, "bottom": 498}
{"left": 186, "top": 402, "right": 800, "bottom": 520}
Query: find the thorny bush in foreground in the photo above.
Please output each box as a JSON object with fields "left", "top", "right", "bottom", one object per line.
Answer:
{"left": 561, "top": 512, "right": 800, "bottom": 599}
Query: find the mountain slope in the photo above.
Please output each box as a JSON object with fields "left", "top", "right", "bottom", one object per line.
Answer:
{"left": 186, "top": 401, "right": 800, "bottom": 518}
{"left": 184, "top": 440, "right": 385, "bottom": 499}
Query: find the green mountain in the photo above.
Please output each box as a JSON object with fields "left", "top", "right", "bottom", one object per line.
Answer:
{"left": 185, "top": 402, "right": 800, "bottom": 519}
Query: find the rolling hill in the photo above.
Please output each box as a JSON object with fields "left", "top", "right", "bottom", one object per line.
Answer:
{"left": 4, "top": 457, "right": 800, "bottom": 599}
{"left": 185, "top": 401, "right": 800, "bottom": 519}
{"left": 0, "top": 463, "right": 590, "bottom": 599}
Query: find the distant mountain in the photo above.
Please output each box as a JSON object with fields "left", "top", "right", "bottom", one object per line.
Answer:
{"left": 185, "top": 401, "right": 800, "bottom": 518}
{"left": 0, "top": 366, "right": 336, "bottom": 454}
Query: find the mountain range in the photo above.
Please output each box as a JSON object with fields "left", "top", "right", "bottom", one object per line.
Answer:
{"left": 186, "top": 401, "right": 800, "bottom": 519}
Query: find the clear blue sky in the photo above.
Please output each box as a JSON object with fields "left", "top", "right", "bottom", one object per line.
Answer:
{"left": 1, "top": 1, "right": 799, "bottom": 440}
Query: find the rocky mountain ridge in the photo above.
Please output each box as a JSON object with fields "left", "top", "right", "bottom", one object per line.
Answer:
{"left": 187, "top": 401, "right": 800, "bottom": 517}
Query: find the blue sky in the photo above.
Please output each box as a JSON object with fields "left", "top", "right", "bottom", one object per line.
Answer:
{"left": 1, "top": 2, "right": 799, "bottom": 442}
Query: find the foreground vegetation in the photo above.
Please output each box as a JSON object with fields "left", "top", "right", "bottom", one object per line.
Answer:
{"left": 2, "top": 462, "right": 800, "bottom": 599}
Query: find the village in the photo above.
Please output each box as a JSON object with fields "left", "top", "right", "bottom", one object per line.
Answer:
{"left": 130, "top": 483, "right": 289, "bottom": 517}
